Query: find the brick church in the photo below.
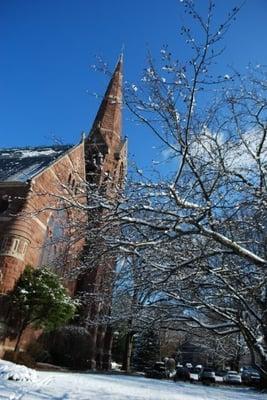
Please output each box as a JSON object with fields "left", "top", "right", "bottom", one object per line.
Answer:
{"left": 0, "top": 57, "right": 126, "bottom": 368}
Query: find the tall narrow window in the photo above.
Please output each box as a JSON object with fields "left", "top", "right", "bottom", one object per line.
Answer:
{"left": 0, "top": 199, "right": 9, "bottom": 213}
{"left": 13, "top": 239, "right": 20, "bottom": 252}
{"left": 119, "top": 163, "right": 124, "bottom": 188}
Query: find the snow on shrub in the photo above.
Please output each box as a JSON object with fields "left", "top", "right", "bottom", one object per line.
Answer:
{"left": 0, "top": 359, "right": 37, "bottom": 382}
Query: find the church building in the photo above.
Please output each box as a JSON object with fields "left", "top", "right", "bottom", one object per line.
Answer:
{"left": 0, "top": 57, "right": 126, "bottom": 368}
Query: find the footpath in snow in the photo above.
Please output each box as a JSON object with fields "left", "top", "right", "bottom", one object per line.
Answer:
{"left": 0, "top": 362, "right": 266, "bottom": 400}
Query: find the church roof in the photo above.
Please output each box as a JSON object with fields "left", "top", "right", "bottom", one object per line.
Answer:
{"left": 0, "top": 145, "right": 72, "bottom": 183}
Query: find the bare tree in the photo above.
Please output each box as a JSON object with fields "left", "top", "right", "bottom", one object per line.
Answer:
{"left": 108, "top": 0, "right": 267, "bottom": 382}
{"left": 18, "top": 0, "right": 267, "bottom": 379}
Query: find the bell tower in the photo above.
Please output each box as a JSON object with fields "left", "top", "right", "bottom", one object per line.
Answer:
{"left": 77, "top": 56, "right": 127, "bottom": 370}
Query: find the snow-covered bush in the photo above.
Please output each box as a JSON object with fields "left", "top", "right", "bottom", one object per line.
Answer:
{"left": 0, "top": 359, "right": 37, "bottom": 382}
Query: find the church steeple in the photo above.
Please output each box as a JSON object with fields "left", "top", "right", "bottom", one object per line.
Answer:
{"left": 89, "top": 55, "right": 123, "bottom": 145}
{"left": 85, "top": 56, "right": 126, "bottom": 186}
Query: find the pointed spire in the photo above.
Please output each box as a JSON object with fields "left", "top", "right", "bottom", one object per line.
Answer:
{"left": 116, "top": 50, "right": 123, "bottom": 73}
{"left": 117, "top": 45, "right": 124, "bottom": 70}
{"left": 89, "top": 56, "right": 123, "bottom": 144}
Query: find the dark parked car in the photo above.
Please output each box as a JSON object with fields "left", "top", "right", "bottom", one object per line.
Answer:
{"left": 199, "top": 368, "right": 216, "bottom": 384}
{"left": 192, "top": 365, "right": 203, "bottom": 374}
{"left": 216, "top": 369, "right": 228, "bottom": 377}
{"left": 174, "top": 366, "right": 191, "bottom": 382}
{"left": 145, "top": 362, "right": 166, "bottom": 379}
{"left": 190, "top": 366, "right": 202, "bottom": 381}
{"left": 241, "top": 368, "right": 261, "bottom": 386}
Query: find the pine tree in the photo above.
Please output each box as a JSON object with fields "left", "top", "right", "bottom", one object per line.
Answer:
{"left": 133, "top": 328, "right": 160, "bottom": 371}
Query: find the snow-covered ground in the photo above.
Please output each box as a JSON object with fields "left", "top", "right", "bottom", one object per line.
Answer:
{"left": 0, "top": 369, "right": 266, "bottom": 400}
{"left": 0, "top": 361, "right": 264, "bottom": 400}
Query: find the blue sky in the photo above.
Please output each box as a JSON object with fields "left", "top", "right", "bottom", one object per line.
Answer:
{"left": 1, "top": 0, "right": 267, "bottom": 170}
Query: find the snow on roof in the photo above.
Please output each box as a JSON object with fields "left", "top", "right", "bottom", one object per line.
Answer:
{"left": 0, "top": 145, "right": 73, "bottom": 183}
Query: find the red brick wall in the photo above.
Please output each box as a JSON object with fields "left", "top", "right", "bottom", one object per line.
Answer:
{"left": 0, "top": 142, "right": 86, "bottom": 293}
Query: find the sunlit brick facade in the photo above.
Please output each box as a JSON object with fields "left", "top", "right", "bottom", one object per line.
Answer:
{"left": 0, "top": 57, "right": 126, "bottom": 367}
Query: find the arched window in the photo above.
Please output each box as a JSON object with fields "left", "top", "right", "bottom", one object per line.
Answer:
{"left": 39, "top": 210, "right": 69, "bottom": 267}
{"left": 39, "top": 216, "right": 55, "bottom": 266}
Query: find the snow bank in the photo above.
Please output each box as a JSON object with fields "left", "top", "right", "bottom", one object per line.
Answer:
{"left": 0, "top": 359, "right": 37, "bottom": 382}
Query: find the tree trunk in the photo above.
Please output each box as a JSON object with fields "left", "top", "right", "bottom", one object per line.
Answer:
{"left": 122, "top": 331, "right": 134, "bottom": 372}
{"left": 89, "top": 325, "right": 98, "bottom": 370}
{"left": 245, "top": 329, "right": 267, "bottom": 388}
{"left": 14, "top": 322, "right": 26, "bottom": 354}
{"left": 102, "top": 325, "right": 113, "bottom": 370}
{"left": 96, "top": 326, "right": 105, "bottom": 369}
